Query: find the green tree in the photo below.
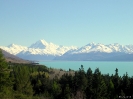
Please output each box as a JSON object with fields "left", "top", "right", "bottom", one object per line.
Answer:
{"left": 108, "top": 79, "right": 115, "bottom": 99}
{"left": 92, "top": 68, "right": 107, "bottom": 99}
{"left": 13, "top": 66, "right": 33, "bottom": 98}
{"left": 86, "top": 67, "right": 93, "bottom": 99}
{"left": 52, "top": 80, "right": 61, "bottom": 98}
{"left": 129, "top": 77, "right": 133, "bottom": 97}
{"left": 63, "top": 84, "right": 71, "bottom": 99}
{"left": 121, "top": 72, "right": 130, "bottom": 95}
{"left": 112, "top": 68, "right": 121, "bottom": 97}
{"left": 78, "top": 65, "right": 87, "bottom": 91}
{"left": 0, "top": 49, "right": 13, "bottom": 99}
{"left": 72, "top": 65, "right": 87, "bottom": 98}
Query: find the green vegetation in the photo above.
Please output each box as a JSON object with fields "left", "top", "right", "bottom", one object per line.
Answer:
{"left": 0, "top": 49, "right": 133, "bottom": 99}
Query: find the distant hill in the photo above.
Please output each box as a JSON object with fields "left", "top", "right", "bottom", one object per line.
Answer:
{"left": 1, "top": 49, "right": 31, "bottom": 63}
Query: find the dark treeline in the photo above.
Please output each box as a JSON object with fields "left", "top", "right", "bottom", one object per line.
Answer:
{"left": 0, "top": 50, "right": 133, "bottom": 99}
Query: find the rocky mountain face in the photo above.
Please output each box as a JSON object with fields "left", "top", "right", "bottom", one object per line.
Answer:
{"left": 0, "top": 40, "right": 133, "bottom": 61}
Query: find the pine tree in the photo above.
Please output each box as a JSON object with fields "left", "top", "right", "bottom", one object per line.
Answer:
{"left": 108, "top": 79, "right": 115, "bottom": 99}
{"left": 13, "top": 66, "right": 33, "bottom": 98}
{"left": 86, "top": 68, "right": 93, "bottom": 99}
{"left": 129, "top": 77, "right": 133, "bottom": 97}
{"left": 0, "top": 49, "right": 12, "bottom": 98}
{"left": 121, "top": 72, "right": 130, "bottom": 95}
{"left": 112, "top": 68, "right": 121, "bottom": 97}
{"left": 52, "top": 80, "right": 61, "bottom": 98}
{"left": 64, "top": 84, "right": 71, "bottom": 99}
{"left": 92, "top": 68, "right": 107, "bottom": 99}
{"left": 78, "top": 65, "right": 87, "bottom": 91}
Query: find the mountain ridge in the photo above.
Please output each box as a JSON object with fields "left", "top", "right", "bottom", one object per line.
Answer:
{"left": 0, "top": 40, "right": 133, "bottom": 61}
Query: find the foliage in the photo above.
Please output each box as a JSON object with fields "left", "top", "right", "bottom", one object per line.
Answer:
{"left": 0, "top": 50, "right": 133, "bottom": 99}
{"left": 0, "top": 50, "right": 13, "bottom": 99}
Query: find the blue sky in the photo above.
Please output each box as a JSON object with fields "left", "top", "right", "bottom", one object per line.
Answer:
{"left": 0, "top": 0, "right": 133, "bottom": 47}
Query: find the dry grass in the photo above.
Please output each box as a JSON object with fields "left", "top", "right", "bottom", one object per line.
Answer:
{"left": 6, "top": 57, "right": 31, "bottom": 64}
{"left": 48, "top": 68, "right": 75, "bottom": 79}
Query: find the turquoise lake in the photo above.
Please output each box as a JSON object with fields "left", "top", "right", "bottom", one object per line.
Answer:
{"left": 39, "top": 61, "right": 133, "bottom": 77}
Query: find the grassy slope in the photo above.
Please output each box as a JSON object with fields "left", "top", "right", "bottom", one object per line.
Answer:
{"left": 48, "top": 68, "right": 75, "bottom": 79}
{"left": 1, "top": 48, "right": 32, "bottom": 63}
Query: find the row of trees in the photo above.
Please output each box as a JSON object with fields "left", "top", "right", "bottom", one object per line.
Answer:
{"left": 0, "top": 50, "right": 133, "bottom": 99}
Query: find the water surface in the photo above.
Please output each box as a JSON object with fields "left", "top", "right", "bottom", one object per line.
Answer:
{"left": 39, "top": 61, "right": 133, "bottom": 77}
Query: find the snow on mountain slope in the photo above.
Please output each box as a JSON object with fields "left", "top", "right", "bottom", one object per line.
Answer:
{"left": 70, "top": 43, "right": 112, "bottom": 54}
{"left": 24, "top": 40, "right": 77, "bottom": 56}
{"left": 0, "top": 44, "right": 28, "bottom": 55}
{"left": 124, "top": 45, "right": 133, "bottom": 53}
{"left": 107, "top": 44, "right": 133, "bottom": 53}
{"left": 1, "top": 40, "right": 133, "bottom": 60}
{"left": 29, "top": 39, "right": 58, "bottom": 49}
{"left": 0, "top": 40, "right": 77, "bottom": 56}
{"left": 13, "top": 40, "right": 77, "bottom": 57}
{"left": 64, "top": 42, "right": 133, "bottom": 55}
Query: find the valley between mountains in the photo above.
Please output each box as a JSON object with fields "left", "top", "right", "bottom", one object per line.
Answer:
{"left": 1, "top": 39, "right": 133, "bottom": 61}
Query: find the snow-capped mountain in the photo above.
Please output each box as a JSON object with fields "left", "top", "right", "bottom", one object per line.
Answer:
{"left": 107, "top": 44, "right": 133, "bottom": 54}
{"left": 0, "top": 40, "right": 77, "bottom": 60}
{"left": 30, "top": 40, "right": 55, "bottom": 49}
{"left": 70, "top": 43, "right": 112, "bottom": 54}
{"left": 54, "top": 42, "right": 133, "bottom": 61}
{"left": 28, "top": 40, "right": 77, "bottom": 56}
{"left": 0, "top": 44, "right": 28, "bottom": 55}
{"left": 1, "top": 40, "right": 133, "bottom": 61}
{"left": 64, "top": 43, "right": 133, "bottom": 54}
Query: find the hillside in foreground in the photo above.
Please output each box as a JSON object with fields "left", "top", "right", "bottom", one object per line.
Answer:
{"left": 1, "top": 48, "right": 31, "bottom": 63}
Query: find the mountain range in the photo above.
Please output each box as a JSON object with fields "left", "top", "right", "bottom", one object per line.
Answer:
{"left": 0, "top": 40, "right": 133, "bottom": 61}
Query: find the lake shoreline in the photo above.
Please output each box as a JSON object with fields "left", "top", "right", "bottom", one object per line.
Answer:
{"left": 39, "top": 61, "right": 133, "bottom": 77}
